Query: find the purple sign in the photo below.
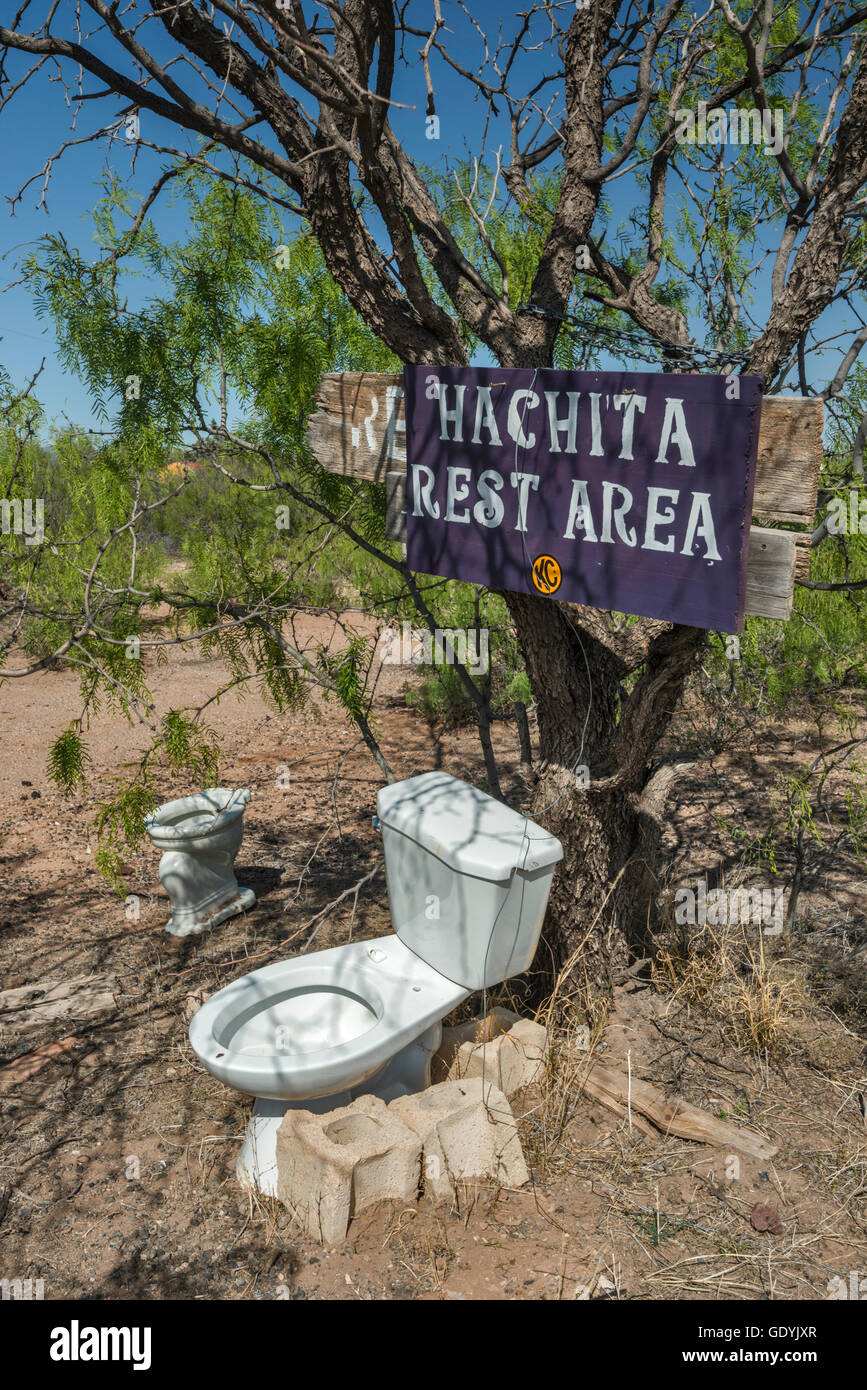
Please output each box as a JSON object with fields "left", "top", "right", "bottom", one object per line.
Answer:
{"left": 404, "top": 367, "right": 763, "bottom": 633}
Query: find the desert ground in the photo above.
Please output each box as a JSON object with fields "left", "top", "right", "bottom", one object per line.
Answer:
{"left": 1, "top": 622, "right": 865, "bottom": 1301}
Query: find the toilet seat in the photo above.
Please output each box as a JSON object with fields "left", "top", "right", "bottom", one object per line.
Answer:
{"left": 189, "top": 934, "right": 470, "bottom": 1102}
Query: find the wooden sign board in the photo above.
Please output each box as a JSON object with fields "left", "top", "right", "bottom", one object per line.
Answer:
{"left": 307, "top": 372, "right": 822, "bottom": 622}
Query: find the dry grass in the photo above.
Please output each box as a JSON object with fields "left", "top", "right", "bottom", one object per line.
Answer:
{"left": 381, "top": 1206, "right": 456, "bottom": 1293}
{"left": 652, "top": 895, "right": 808, "bottom": 1054}
{"left": 515, "top": 1010, "right": 605, "bottom": 1174}
{"left": 508, "top": 942, "right": 613, "bottom": 1173}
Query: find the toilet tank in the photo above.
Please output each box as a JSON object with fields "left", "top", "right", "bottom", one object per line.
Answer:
{"left": 377, "top": 771, "right": 563, "bottom": 992}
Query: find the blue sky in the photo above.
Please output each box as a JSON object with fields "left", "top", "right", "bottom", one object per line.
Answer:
{"left": 0, "top": 2, "right": 858, "bottom": 436}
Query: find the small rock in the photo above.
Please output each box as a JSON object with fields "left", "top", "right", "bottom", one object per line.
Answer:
{"left": 750, "top": 1202, "right": 783, "bottom": 1235}
{"left": 184, "top": 989, "right": 210, "bottom": 1023}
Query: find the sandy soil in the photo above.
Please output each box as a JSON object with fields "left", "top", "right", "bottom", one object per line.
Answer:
{"left": 0, "top": 624, "right": 865, "bottom": 1301}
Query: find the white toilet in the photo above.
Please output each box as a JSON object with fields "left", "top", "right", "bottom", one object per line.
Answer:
{"left": 188, "top": 770, "right": 563, "bottom": 1193}
{"left": 144, "top": 787, "right": 255, "bottom": 936}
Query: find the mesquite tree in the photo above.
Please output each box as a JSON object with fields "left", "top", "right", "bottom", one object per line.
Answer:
{"left": 3, "top": 2, "right": 867, "bottom": 999}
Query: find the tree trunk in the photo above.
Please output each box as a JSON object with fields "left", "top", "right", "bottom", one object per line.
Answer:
{"left": 501, "top": 592, "right": 704, "bottom": 1009}
{"left": 513, "top": 700, "right": 533, "bottom": 776}
{"left": 526, "top": 772, "right": 637, "bottom": 1011}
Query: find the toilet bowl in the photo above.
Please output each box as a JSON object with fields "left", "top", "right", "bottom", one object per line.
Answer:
{"left": 188, "top": 770, "right": 563, "bottom": 1194}
{"left": 144, "top": 787, "right": 255, "bottom": 937}
{"left": 190, "top": 934, "right": 469, "bottom": 1102}
{"left": 190, "top": 935, "right": 465, "bottom": 1193}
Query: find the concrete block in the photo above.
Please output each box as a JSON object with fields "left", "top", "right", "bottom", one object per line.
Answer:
{"left": 275, "top": 1093, "right": 422, "bottom": 1244}
{"left": 390, "top": 1078, "right": 529, "bottom": 1200}
{"left": 431, "top": 1007, "right": 523, "bottom": 1083}
{"left": 434, "top": 1013, "right": 547, "bottom": 1096}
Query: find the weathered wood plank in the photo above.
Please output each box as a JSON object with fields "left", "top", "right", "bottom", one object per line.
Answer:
{"left": 580, "top": 1060, "right": 778, "bottom": 1158}
{"left": 794, "top": 535, "right": 812, "bottom": 582}
{"left": 306, "top": 372, "right": 405, "bottom": 484}
{"left": 307, "top": 373, "right": 822, "bottom": 528}
{"left": 751, "top": 396, "right": 823, "bottom": 526}
{"left": 744, "top": 526, "right": 796, "bottom": 620}
{"left": 0, "top": 975, "right": 117, "bottom": 1038}
{"left": 385, "top": 469, "right": 406, "bottom": 542}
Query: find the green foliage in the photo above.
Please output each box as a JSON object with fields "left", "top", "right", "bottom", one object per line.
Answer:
{"left": 1, "top": 159, "right": 536, "bottom": 876}
{"left": 773, "top": 771, "right": 824, "bottom": 854}
{"left": 94, "top": 779, "right": 161, "bottom": 894}
{"left": 652, "top": 5, "right": 831, "bottom": 360}
{"left": 92, "top": 712, "right": 220, "bottom": 893}
{"left": 418, "top": 163, "right": 624, "bottom": 368}
{"left": 400, "top": 583, "right": 520, "bottom": 724}
{"left": 844, "top": 766, "right": 867, "bottom": 861}
{"left": 47, "top": 726, "right": 92, "bottom": 797}
{"left": 2, "top": 137, "right": 864, "bottom": 888}
{"left": 715, "top": 814, "right": 780, "bottom": 877}
{"left": 158, "top": 710, "right": 221, "bottom": 785}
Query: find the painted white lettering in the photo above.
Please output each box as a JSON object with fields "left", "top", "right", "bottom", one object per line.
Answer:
{"left": 510, "top": 472, "right": 540, "bottom": 532}
{"left": 411, "top": 464, "right": 440, "bottom": 519}
{"left": 471, "top": 386, "right": 503, "bottom": 445}
{"left": 507, "top": 390, "right": 540, "bottom": 449}
{"left": 473, "top": 470, "right": 505, "bottom": 527}
{"left": 643, "top": 486, "right": 680, "bottom": 552}
{"left": 588, "top": 392, "right": 604, "bottom": 456}
{"left": 445, "top": 466, "right": 472, "bottom": 522}
{"left": 613, "top": 393, "right": 647, "bottom": 461}
{"left": 656, "top": 397, "right": 697, "bottom": 467}
{"left": 563, "top": 479, "right": 598, "bottom": 542}
{"left": 601, "top": 481, "right": 637, "bottom": 546}
{"left": 545, "top": 390, "right": 581, "bottom": 454}
{"left": 438, "top": 383, "right": 466, "bottom": 442}
{"left": 681, "top": 491, "right": 721, "bottom": 560}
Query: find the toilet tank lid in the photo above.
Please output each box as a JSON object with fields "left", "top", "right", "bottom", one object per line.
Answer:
{"left": 377, "top": 771, "right": 564, "bottom": 881}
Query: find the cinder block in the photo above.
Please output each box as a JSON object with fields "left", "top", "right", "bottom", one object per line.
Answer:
{"left": 431, "top": 1007, "right": 522, "bottom": 1083}
{"left": 275, "top": 1094, "right": 422, "bottom": 1244}
{"left": 434, "top": 1013, "right": 547, "bottom": 1096}
{"left": 390, "top": 1078, "right": 529, "bottom": 1200}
